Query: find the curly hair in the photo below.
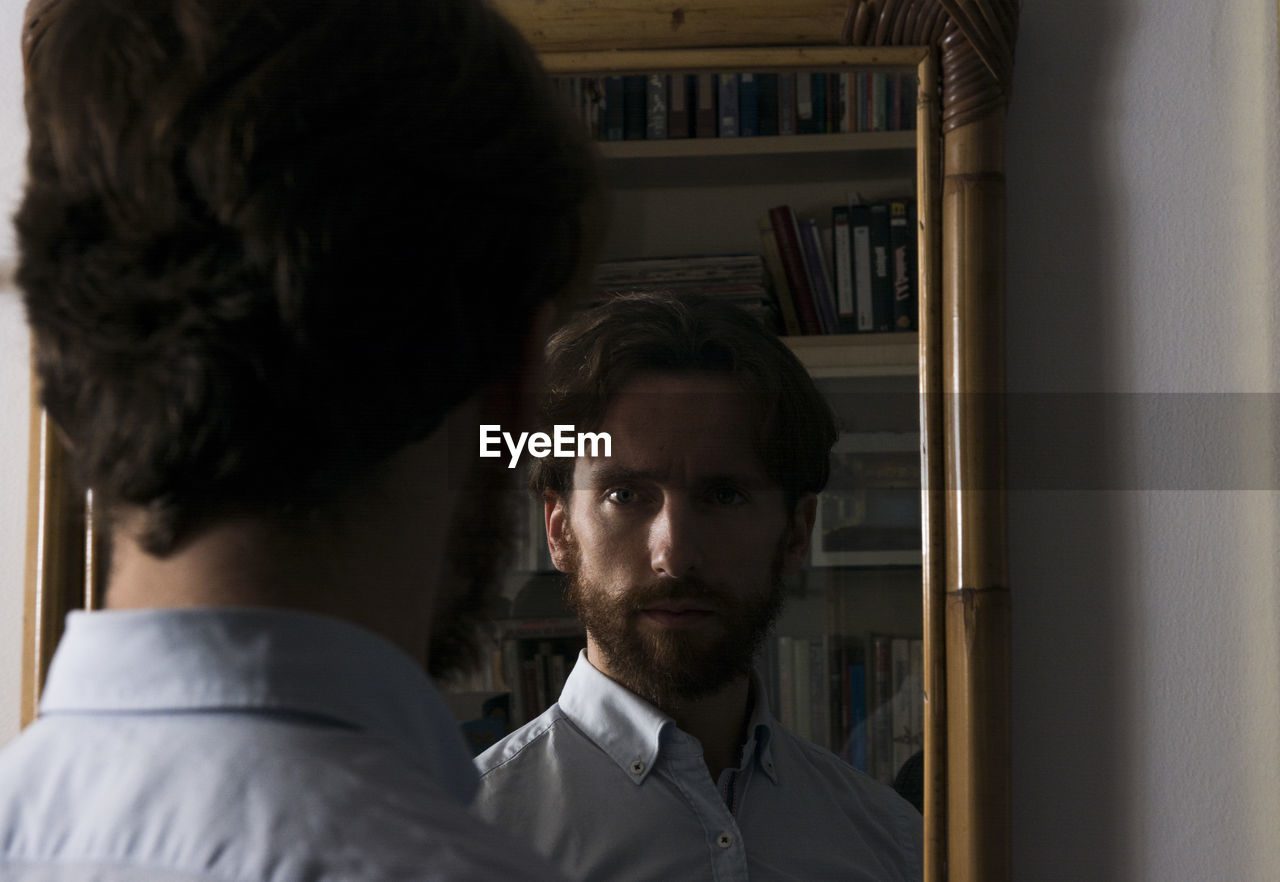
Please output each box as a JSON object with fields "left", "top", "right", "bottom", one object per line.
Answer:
{"left": 531, "top": 292, "right": 838, "bottom": 509}
{"left": 17, "top": 0, "right": 599, "bottom": 554}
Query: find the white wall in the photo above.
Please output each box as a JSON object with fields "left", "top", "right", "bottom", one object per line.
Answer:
{"left": 0, "top": 0, "right": 1277, "bottom": 878}
{"left": 0, "top": 0, "right": 31, "bottom": 745}
{"left": 1007, "top": 1, "right": 1280, "bottom": 880}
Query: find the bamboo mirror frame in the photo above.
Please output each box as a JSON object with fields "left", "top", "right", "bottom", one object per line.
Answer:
{"left": 21, "top": 1, "right": 1016, "bottom": 880}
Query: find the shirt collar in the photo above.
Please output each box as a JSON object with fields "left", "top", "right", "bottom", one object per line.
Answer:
{"left": 556, "top": 651, "right": 780, "bottom": 784}
{"left": 39, "top": 607, "right": 479, "bottom": 803}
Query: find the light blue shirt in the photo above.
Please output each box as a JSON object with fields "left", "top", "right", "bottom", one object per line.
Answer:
{"left": 0, "top": 608, "right": 565, "bottom": 881}
{"left": 475, "top": 652, "right": 922, "bottom": 881}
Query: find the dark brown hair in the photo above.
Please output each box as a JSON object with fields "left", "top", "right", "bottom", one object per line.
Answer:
{"left": 531, "top": 292, "right": 837, "bottom": 507}
{"left": 17, "top": 0, "right": 599, "bottom": 553}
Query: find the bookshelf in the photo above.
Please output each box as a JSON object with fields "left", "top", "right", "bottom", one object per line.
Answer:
{"left": 493, "top": 6, "right": 1018, "bottom": 879}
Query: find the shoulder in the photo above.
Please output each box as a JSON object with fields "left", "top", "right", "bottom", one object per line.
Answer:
{"left": 475, "top": 702, "right": 586, "bottom": 778}
{"left": 0, "top": 715, "right": 565, "bottom": 882}
{"left": 769, "top": 725, "right": 922, "bottom": 858}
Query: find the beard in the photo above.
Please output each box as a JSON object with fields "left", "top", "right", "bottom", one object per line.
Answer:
{"left": 426, "top": 454, "right": 519, "bottom": 680}
{"left": 561, "top": 531, "right": 788, "bottom": 714}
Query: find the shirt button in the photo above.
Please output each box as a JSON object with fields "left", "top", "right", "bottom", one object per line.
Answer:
{"left": 717, "top": 832, "right": 734, "bottom": 849}
{"left": 630, "top": 761, "right": 645, "bottom": 775}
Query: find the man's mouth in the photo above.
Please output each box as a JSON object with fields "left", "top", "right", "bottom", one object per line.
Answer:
{"left": 638, "top": 602, "right": 717, "bottom": 628}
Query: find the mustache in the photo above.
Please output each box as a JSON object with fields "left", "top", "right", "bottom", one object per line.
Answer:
{"left": 618, "top": 576, "right": 736, "bottom": 612}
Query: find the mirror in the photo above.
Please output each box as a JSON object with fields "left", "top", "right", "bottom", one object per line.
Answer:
{"left": 22, "top": 2, "right": 1017, "bottom": 879}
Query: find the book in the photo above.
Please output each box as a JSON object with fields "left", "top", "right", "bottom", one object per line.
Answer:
{"left": 766, "top": 205, "right": 823, "bottom": 335}
{"left": 778, "top": 72, "right": 797, "bottom": 135}
{"left": 809, "top": 636, "right": 830, "bottom": 749}
{"left": 799, "top": 218, "right": 838, "bottom": 334}
{"left": 810, "top": 73, "right": 827, "bottom": 135}
{"left": 645, "top": 74, "right": 668, "bottom": 140}
{"left": 622, "top": 74, "right": 647, "bottom": 140}
{"left": 694, "top": 73, "right": 716, "bottom": 138}
{"left": 868, "top": 201, "right": 894, "bottom": 331}
{"left": 669, "top": 73, "right": 693, "bottom": 138}
{"left": 777, "top": 635, "right": 795, "bottom": 730}
{"left": 891, "top": 636, "right": 913, "bottom": 777}
{"left": 836, "top": 72, "right": 851, "bottom": 133}
{"left": 890, "top": 200, "right": 917, "bottom": 330}
{"left": 756, "top": 73, "right": 779, "bottom": 136}
{"left": 602, "top": 76, "right": 625, "bottom": 141}
{"left": 717, "top": 73, "right": 740, "bottom": 137}
{"left": 870, "top": 634, "right": 894, "bottom": 783}
{"left": 831, "top": 206, "right": 856, "bottom": 331}
{"left": 758, "top": 215, "right": 802, "bottom": 336}
{"left": 792, "top": 637, "right": 812, "bottom": 741}
{"left": 796, "top": 73, "right": 815, "bottom": 134}
{"left": 849, "top": 203, "right": 875, "bottom": 331}
{"left": 738, "top": 73, "right": 758, "bottom": 137}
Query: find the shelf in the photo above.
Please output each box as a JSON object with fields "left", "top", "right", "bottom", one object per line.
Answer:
{"left": 597, "top": 130, "right": 915, "bottom": 161}
{"left": 784, "top": 332, "right": 918, "bottom": 378}
{"left": 600, "top": 132, "right": 914, "bottom": 190}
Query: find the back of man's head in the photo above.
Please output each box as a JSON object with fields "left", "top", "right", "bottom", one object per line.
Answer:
{"left": 532, "top": 292, "right": 838, "bottom": 508}
{"left": 18, "top": 0, "right": 597, "bottom": 555}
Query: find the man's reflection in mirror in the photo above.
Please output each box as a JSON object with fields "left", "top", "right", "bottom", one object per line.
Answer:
{"left": 475, "top": 293, "right": 922, "bottom": 881}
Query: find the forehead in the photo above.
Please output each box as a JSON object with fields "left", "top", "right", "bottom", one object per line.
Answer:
{"left": 575, "top": 371, "right": 768, "bottom": 483}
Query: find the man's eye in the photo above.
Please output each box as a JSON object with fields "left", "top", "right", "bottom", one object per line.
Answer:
{"left": 711, "top": 486, "right": 747, "bottom": 505}
{"left": 605, "top": 488, "right": 637, "bottom": 505}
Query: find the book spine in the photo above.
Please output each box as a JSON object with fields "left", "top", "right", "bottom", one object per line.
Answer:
{"left": 871, "top": 635, "right": 894, "bottom": 784}
{"left": 799, "top": 218, "right": 838, "bottom": 334}
{"left": 758, "top": 215, "right": 802, "bottom": 336}
{"left": 868, "top": 201, "right": 894, "bottom": 331}
{"left": 855, "top": 71, "right": 869, "bottom": 133}
{"left": 849, "top": 656, "right": 867, "bottom": 771}
{"left": 873, "top": 71, "right": 888, "bottom": 132}
{"left": 502, "top": 639, "right": 524, "bottom": 725}
{"left": 891, "top": 636, "right": 912, "bottom": 779}
{"left": 602, "top": 76, "right": 625, "bottom": 141}
{"left": 767, "top": 205, "right": 823, "bottom": 335}
{"left": 909, "top": 637, "right": 924, "bottom": 759}
{"left": 668, "top": 73, "right": 692, "bottom": 139}
{"left": 811, "top": 73, "right": 826, "bottom": 134}
{"left": 837, "top": 72, "right": 851, "bottom": 133}
{"left": 695, "top": 73, "right": 717, "bottom": 138}
{"left": 890, "top": 200, "right": 917, "bottom": 330}
{"left": 738, "top": 73, "right": 758, "bottom": 137}
{"left": 901, "top": 201, "right": 919, "bottom": 329}
{"left": 850, "top": 204, "right": 874, "bottom": 331}
{"left": 778, "top": 72, "right": 797, "bottom": 135}
{"left": 645, "top": 74, "right": 668, "bottom": 140}
{"left": 832, "top": 206, "right": 857, "bottom": 330}
{"left": 756, "top": 73, "right": 779, "bottom": 136}
{"left": 622, "top": 74, "right": 647, "bottom": 140}
{"left": 792, "top": 638, "right": 812, "bottom": 741}
{"left": 777, "top": 635, "right": 795, "bottom": 731}
{"left": 810, "top": 637, "right": 829, "bottom": 751}
{"left": 717, "top": 73, "right": 740, "bottom": 137}
{"left": 796, "top": 72, "right": 814, "bottom": 134}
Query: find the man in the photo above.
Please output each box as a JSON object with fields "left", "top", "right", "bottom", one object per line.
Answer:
{"left": 475, "top": 293, "right": 923, "bottom": 880}
{"left": 0, "top": 0, "right": 597, "bottom": 879}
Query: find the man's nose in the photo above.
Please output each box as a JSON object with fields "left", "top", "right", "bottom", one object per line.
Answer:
{"left": 648, "top": 496, "right": 701, "bottom": 578}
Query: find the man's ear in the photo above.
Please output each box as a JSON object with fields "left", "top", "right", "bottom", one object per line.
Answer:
{"left": 544, "top": 491, "right": 574, "bottom": 573}
{"left": 779, "top": 493, "right": 818, "bottom": 575}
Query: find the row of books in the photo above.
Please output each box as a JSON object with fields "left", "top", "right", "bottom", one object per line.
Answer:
{"left": 496, "top": 626, "right": 587, "bottom": 729}
{"left": 766, "top": 632, "right": 923, "bottom": 786}
{"left": 551, "top": 71, "right": 917, "bottom": 142}
{"left": 762, "top": 200, "right": 918, "bottom": 336}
